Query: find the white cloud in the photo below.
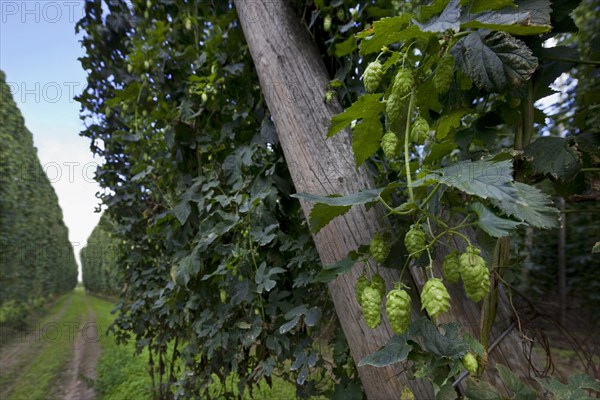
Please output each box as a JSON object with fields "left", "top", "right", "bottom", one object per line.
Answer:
{"left": 34, "top": 128, "right": 103, "bottom": 281}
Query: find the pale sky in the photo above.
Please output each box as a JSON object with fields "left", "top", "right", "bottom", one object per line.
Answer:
{"left": 1, "top": 1, "right": 103, "bottom": 279}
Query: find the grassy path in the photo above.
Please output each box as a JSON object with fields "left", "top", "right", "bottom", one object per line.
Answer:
{"left": 62, "top": 295, "right": 101, "bottom": 400}
{"left": 1, "top": 289, "right": 327, "bottom": 399}
{"left": 0, "top": 294, "right": 74, "bottom": 399}
{"left": 0, "top": 289, "right": 152, "bottom": 400}
{"left": 0, "top": 289, "right": 115, "bottom": 400}
{"left": 2, "top": 291, "right": 87, "bottom": 399}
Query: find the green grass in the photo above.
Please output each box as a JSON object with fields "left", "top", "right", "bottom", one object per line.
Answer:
{"left": 207, "top": 373, "right": 329, "bottom": 400}
{"left": 7, "top": 292, "right": 86, "bottom": 400}
{"left": 0, "top": 294, "right": 71, "bottom": 398}
{"left": 86, "top": 294, "right": 153, "bottom": 400}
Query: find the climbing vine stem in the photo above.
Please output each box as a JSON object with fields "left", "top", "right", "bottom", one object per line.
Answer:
{"left": 404, "top": 91, "right": 416, "bottom": 202}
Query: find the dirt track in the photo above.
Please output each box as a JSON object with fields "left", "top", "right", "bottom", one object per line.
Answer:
{"left": 0, "top": 293, "right": 101, "bottom": 399}
{"left": 0, "top": 297, "right": 72, "bottom": 399}
{"left": 61, "top": 297, "right": 101, "bottom": 400}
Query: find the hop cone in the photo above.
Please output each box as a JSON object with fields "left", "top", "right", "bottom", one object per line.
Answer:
{"left": 386, "top": 288, "right": 411, "bottom": 334}
{"left": 361, "top": 286, "right": 383, "bottom": 328}
{"left": 442, "top": 251, "right": 461, "bottom": 283}
{"left": 401, "top": 386, "right": 415, "bottom": 400}
{"left": 404, "top": 225, "right": 427, "bottom": 258}
{"left": 363, "top": 61, "right": 383, "bottom": 93}
{"left": 434, "top": 54, "right": 455, "bottom": 94}
{"left": 421, "top": 278, "right": 451, "bottom": 318}
{"left": 371, "top": 273, "right": 386, "bottom": 299}
{"left": 459, "top": 246, "right": 490, "bottom": 302}
{"left": 381, "top": 132, "right": 398, "bottom": 158}
{"left": 462, "top": 352, "right": 478, "bottom": 375}
{"left": 323, "top": 15, "right": 332, "bottom": 32}
{"left": 386, "top": 92, "right": 403, "bottom": 125}
{"left": 393, "top": 68, "right": 414, "bottom": 96}
{"left": 355, "top": 274, "right": 370, "bottom": 308}
{"left": 370, "top": 234, "right": 389, "bottom": 264}
{"left": 411, "top": 117, "right": 429, "bottom": 144}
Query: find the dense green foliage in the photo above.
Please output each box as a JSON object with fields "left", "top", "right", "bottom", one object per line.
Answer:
{"left": 75, "top": 1, "right": 363, "bottom": 398}
{"left": 76, "top": 0, "right": 598, "bottom": 398}
{"left": 92, "top": 294, "right": 328, "bottom": 400}
{"left": 0, "top": 71, "right": 78, "bottom": 324}
{"left": 81, "top": 214, "right": 123, "bottom": 296}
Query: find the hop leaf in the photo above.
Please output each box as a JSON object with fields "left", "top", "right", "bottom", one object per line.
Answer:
{"left": 386, "top": 288, "right": 411, "bottom": 335}
{"left": 459, "top": 246, "right": 490, "bottom": 302}
{"left": 363, "top": 61, "right": 384, "bottom": 93}
{"left": 411, "top": 117, "right": 429, "bottom": 145}
{"left": 393, "top": 68, "right": 414, "bottom": 96}
{"left": 420, "top": 278, "right": 451, "bottom": 318}
{"left": 434, "top": 53, "right": 455, "bottom": 94}
{"left": 386, "top": 93, "right": 403, "bottom": 125}
{"left": 370, "top": 234, "right": 389, "bottom": 264}
{"left": 361, "top": 286, "right": 383, "bottom": 328}
{"left": 404, "top": 225, "right": 427, "bottom": 258}
{"left": 442, "top": 251, "right": 461, "bottom": 283}
{"left": 381, "top": 132, "right": 398, "bottom": 158}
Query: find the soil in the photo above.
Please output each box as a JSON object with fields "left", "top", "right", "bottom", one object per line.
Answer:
{"left": 64, "top": 305, "right": 101, "bottom": 400}
{"left": 61, "top": 300, "right": 102, "bottom": 400}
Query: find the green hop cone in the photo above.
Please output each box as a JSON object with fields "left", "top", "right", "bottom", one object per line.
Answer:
{"left": 411, "top": 117, "right": 429, "bottom": 145}
{"left": 462, "top": 352, "right": 478, "bottom": 375}
{"left": 392, "top": 68, "right": 414, "bottom": 96}
{"left": 355, "top": 274, "right": 370, "bottom": 308}
{"left": 361, "top": 286, "right": 383, "bottom": 328}
{"left": 386, "top": 92, "right": 403, "bottom": 125}
{"left": 323, "top": 15, "right": 332, "bottom": 32}
{"left": 386, "top": 288, "right": 411, "bottom": 335}
{"left": 363, "top": 61, "right": 383, "bottom": 93}
{"left": 381, "top": 132, "right": 398, "bottom": 158}
{"left": 184, "top": 17, "right": 192, "bottom": 31}
{"left": 370, "top": 234, "right": 389, "bottom": 264}
{"left": 371, "top": 273, "right": 387, "bottom": 299}
{"left": 400, "top": 386, "right": 415, "bottom": 400}
{"left": 476, "top": 270, "right": 491, "bottom": 301}
{"left": 442, "top": 251, "right": 461, "bottom": 283}
{"left": 324, "top": 90, "right": 335, "bottom": 104}
{"left": 508, "top": 98, "right": 521, "bottom": 108}
{"left": 433, "top": 54, "right": 455, "bottom": 94}
{"left": 404, "top": 225, "right": 427, "bottom": 258}
{"left": 459, "top": 246, "right": 490, "bottom": 303}
{"left": 420, "top": 278, "right": 451, "bottom": 318}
